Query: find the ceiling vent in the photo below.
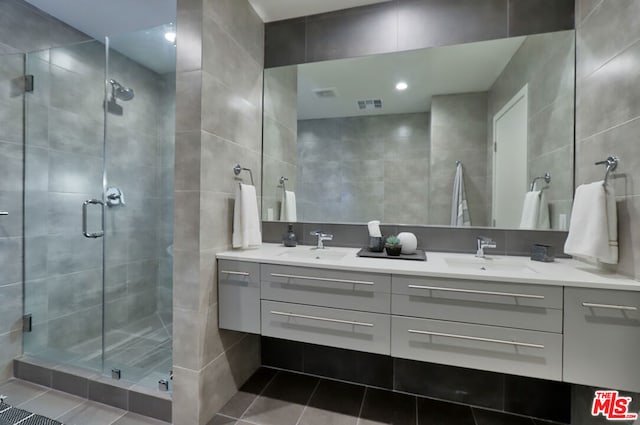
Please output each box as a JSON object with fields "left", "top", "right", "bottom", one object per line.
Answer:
{"left": 357, "top": 99, "right": 383, "bottom": 110}
{"left": 313, "top": 87, "right": 338, "bottom": 98}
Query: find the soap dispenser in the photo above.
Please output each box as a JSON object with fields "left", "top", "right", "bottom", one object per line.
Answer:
{"left": 283, "top": 224, "right": 297, "bottom": 247}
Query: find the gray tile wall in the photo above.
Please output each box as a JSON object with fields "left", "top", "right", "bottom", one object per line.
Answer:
{"left": 488, "top": 30, "right": 575, "bottom": 230}
{"left": 262, "top": 66, "right": 297, "bottom": 220}
{"left": 0, "top": 0, "right": 90, "bottom": 384}
{"left": 574, "top": 0, "right": 640, "bottom": 279}
{"left": 173, "top": 0, "right": 263, "bottom": 423}
{"left": 430, "top": 93, "right": 489, "bottom": 226}
{"left": 265, "top": 0, "right": 574, "bottom": 67}
{"left": 296, "top": 113, "right": 430, "bottom": 224}
{"left": 22, "top": 41, "right": 174, "bottom": 366}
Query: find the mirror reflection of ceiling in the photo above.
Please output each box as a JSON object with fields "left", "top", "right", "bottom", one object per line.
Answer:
{"left": 298, "top": 37, "right": 525, "bottom": 120}
{"left": 249, "top": 0, "right": 392, "bottom": 22}
{"left": 24, "top": 0, "right": 177, "bottom": 74}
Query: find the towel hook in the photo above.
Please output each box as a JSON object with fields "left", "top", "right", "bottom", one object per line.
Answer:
{"left": 530, "top": 172, "right": 551, "bottom": 191}
{"left": 595, "top": 156, "right": 618, "bottom": 185}
{"left": 233, "top": 164, "right": 254, "bottom": 186}
{"left": 279, "top": 176, "right": 288, "bottom": 192}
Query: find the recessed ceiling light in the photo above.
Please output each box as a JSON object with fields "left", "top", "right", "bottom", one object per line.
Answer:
{"left": 396, "top": 81, "right": 408, "bottom": 91}
{"left": 164, "top": 31, "right": 177, "bottom": 43}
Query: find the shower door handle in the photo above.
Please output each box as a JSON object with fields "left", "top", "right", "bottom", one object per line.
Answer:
{"left": 82, "top": 199, "right": 104, "bottom": 238}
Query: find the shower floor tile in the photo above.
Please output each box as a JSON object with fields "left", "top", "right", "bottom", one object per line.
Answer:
{"left": 0, "top": 379, "right": 170, "bottom": 425}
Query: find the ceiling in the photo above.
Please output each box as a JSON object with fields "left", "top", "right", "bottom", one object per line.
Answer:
{"left": 297, "top": 36, "right": 526, "bottom": 120}
{"left": 248, "top": 0, "right": 391, "bottom": 22}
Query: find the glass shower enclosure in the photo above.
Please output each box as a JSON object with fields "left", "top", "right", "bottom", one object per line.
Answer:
{"left": 22, "top": 25, "right": 175, "bottom": 390}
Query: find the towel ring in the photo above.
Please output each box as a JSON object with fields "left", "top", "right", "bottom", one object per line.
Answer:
{"left": 233, "top": 164, "right": 254, "bottom": 186}
{"left": 595, "top": 156, "right": 618, "bottom": 185}
{"left": 530, "top": 172, "right": 551, "bottom": 191}
{"left": 279, "top": 176, "right": 288, "bottom": 192}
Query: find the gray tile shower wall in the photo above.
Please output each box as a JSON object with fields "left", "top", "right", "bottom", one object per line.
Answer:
{"left": 262, "top": 221, "right": 570, "bottom": 257}
{"left": 22, "top": 40, "right": 174, "bottom": 363}
{"left": 0, "top": 0, "right": 90, "bottom": 384}
{"left": 574, "top": 0, "right": 640, "bottom": 280}
{"left": 265, "top": 0, "right": 575, "bottom": 67}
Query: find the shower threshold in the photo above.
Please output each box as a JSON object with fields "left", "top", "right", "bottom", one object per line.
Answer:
{"left": 12, "top": 356, "right": 171, "bottom": 423}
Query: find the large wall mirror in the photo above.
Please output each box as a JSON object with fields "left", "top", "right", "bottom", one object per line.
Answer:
{"left": 262, "top": 30, "right": 575, "bottom": 231}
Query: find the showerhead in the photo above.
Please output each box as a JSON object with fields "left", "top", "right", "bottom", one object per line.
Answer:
{"left": 109, "top": 79, "right": 135, "bottom": 101}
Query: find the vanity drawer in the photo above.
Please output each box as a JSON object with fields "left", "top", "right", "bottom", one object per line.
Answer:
{"left": 261, "top": 264, "right": 391, "bottom": 313}
{"left": 392, "top": 316, "right": 562, "bottom": 381}
{"left": 392, "top": 276, "right": 562, "bottom": 332}
{"left": 218, "top": 260, "right": 260, "bottom": 333}
{"left": 262, "top": 300, "right": 391, "bottom": 355}
{"left": 564, "top": 288, "right": 640, "bottom": 392}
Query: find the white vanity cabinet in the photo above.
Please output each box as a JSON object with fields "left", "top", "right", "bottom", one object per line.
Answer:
{"left": 260, "top": 264, "right": 392, "bottom": 354}
{"left": 564, "top": 288, "right": 640, "bottom": 392}
{"left": 218, "top": 260, "right": 261, "bottom": 333}
{"left": 391, "top": 275, "right": 563, "bottom": 380}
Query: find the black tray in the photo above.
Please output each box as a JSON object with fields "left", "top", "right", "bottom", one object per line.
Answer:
{"left": 357, "top": 247, "right": 427, "bottom": 261}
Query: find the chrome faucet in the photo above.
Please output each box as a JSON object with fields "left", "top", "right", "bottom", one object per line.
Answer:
{"left": 310, "top": 230, "right": 333, "bottom": 249}
{"left": 476, "top": 236, "right": 496, "bottom": 258}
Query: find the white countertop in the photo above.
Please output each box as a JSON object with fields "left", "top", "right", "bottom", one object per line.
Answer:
{"left": 217, "top": 243, "right": 640, "bottom": 291}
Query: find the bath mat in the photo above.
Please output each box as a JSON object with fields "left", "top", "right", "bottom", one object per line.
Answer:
{"left": 0, "top": 401, "right": 63, "bottom": 425}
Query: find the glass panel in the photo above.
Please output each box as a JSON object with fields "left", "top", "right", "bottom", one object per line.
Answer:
{"left": 23, "top": 40, "right": 106, "bottom": 371}
{"left": 103, "top": 24, "right": 175, "bottom": 389}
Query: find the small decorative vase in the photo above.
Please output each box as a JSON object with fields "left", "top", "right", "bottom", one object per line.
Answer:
{"left": 385, "top": 244, "right": 402, "bottom": 256}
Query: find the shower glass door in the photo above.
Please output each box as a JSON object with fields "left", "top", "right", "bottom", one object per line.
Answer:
{"left": 23, "top": 40, "right": 107, "bottom": 371}
{"left": 102, "top": 27, "right": 175, "bottom": 387}
{"left": 23, "top": 27, "right": 175, "bottom": 390}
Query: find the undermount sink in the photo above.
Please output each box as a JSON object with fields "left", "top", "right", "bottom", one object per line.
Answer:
{"left": 278, "top": 249, "right": 348, "bottom": 261}
{"left": 445, "top": 257, "right": 538, "bottom": 274}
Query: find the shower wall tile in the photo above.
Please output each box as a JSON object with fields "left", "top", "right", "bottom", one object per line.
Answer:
{"left": 0, "top": 141, "right": 24, "bottom": 192}
{"left": 0, "top": 283, "right": 22, "bottom": 335}
{"left": 0, "top": 190, "right": 23, "bottom": 237}
{"left": 48, "top": 151, "right": 102, "bottom": 194}
{"left": 0, "top": 237, "right": 22, "bottom": 285}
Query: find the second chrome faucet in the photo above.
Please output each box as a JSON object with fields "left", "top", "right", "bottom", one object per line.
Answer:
{"left": 476, "top": 236, "right": 496, "bottom": 258}
{"left": 311, "top": 230, "right": 333, "bottom": 249}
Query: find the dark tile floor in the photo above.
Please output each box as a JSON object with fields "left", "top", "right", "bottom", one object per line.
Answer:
{"left": 208, "top": 368, "right": 567, "bottom": 425}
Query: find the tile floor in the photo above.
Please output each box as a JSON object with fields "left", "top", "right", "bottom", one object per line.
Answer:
{"left": 0, "top": 379, "right": 169, "bottom": 425}
{"left": 209, "top": 368, "right": 567, "bottom": 425}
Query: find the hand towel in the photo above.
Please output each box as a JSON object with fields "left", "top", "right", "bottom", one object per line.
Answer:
{"left": 519, "top": 191, "right": 550, "bottom": 230}
{"left": 564, "top": 181, "right": 617, "bottom": 264}
{"left": 451, "top": 163, "right": 471, "bottom": 227}
{"left": 279, "top": 190, "right": 297, "bottom": 222}
{"left": 232, "top": 183, "right": 262, "bottom": 249}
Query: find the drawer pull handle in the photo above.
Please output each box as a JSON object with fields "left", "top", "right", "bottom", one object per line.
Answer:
{"left": 270, "top": 273, "right": 375, "bottom": 286}
{"left": 407, "top": 285, "right": 544, "bottom": 300}
{"left": 221, "top": 270, "right": 250, "bottom": 276}
{"left": 270, "top": 310, "right": 374, "bottom": 327}
{"left": 407, "top": 329, "right": 545, "bottom": 349}
{"left": 581, "top": 302, "right": 637, "bottom": 311}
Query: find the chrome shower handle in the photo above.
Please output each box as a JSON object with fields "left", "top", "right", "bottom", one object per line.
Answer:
{"left": 82, "top": 199, "right": 104, "bottom": 238}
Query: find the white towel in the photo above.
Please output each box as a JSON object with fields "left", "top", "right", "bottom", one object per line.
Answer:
{"left": 451, "top": 163, "right": 471, "bottom": 227}
{"left": 564, "top": 181, "right": 618, "bottom": 264}
{"left": 232, "top": 183, "right": 262, "bottom": 249}
{"left": 279, "top": 190, "right": 297, "bottom": 222}
{"left": 519, "top": 191, "right": 550, "bottom": 230}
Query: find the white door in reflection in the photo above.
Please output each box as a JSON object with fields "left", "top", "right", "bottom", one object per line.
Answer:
{"left": 492, "top": 84, "right": 528, "bottom": 228}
